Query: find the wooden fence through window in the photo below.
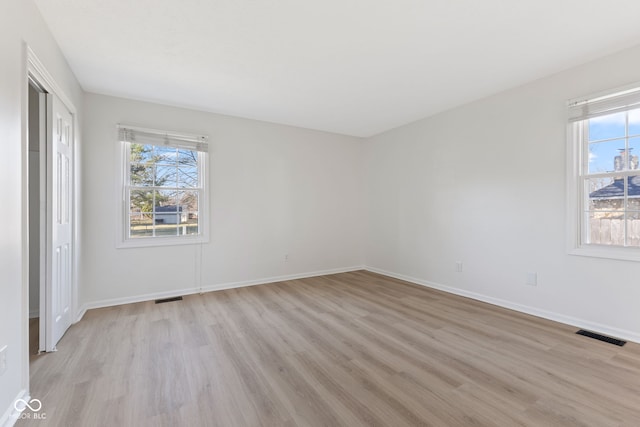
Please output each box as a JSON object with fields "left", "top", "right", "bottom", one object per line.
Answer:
{"left": 589, "top": 219, "right": 640, "bottom": 246}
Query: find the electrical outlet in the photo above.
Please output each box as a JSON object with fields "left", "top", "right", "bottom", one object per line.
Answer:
{"left": 455, "top": 261, "right": 463, "bottom": 273}
{"left": 526, "top": 272, "right": 537, "bottom": 286}
{"left": 0, "top": 345, "right": 7, "bottom": 376}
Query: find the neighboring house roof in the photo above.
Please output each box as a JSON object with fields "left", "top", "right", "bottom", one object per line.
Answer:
{"left": 590, "top": 176, "right": 640, "bottom": 199}
{"left": 155, "top": 205, "right": 183, "bottom": 212}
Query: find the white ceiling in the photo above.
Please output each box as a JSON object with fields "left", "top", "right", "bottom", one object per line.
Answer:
{"left": 35, "top": 0, "right": 640, "bottom": 137}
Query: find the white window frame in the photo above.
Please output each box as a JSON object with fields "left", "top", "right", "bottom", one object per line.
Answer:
{"left": 116, "top": 125, "right": 209, "bottom": 248}
{"left": 567, "top": 83, "right": 640, "bottom": 261}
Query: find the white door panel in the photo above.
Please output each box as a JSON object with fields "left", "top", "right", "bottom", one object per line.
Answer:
{"left": 46, "top": 93, "right": 73, "bottom": 351}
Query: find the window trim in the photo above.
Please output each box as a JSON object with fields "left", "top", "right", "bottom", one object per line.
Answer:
{"left": 115, "top": 125, "right": 209, "bottom": 249}
{"left": 567, "top": 83, "right": 640, "bottom": 262}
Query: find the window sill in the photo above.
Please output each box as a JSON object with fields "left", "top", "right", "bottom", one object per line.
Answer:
{"left": 569, "top": 245, "right": 640, "bottom": 262}
{"left": 116, "top": 234, "right": 208, "bottom": 249}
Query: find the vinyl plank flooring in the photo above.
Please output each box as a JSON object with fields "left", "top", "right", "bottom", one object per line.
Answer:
{"left": 19, "top": 271, "right": 640, "bottom": 426}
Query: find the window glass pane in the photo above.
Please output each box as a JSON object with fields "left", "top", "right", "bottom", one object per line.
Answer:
{"left": 587, "top": 212, "right": 624, "bottom": 245}
{"left": 155, "top": 189, "right": 177, "bottom": 207}
{"left": 130, "top": 143, "right": 152, "bottom": 163}
{"left": 154, "top": 224, "right": 178, "bottom": 236}
{"left": 177, "top": 191, "right": 199, "bottom": 235}
{"left": 153, "top": 189, "right": 179, "bottom": 236}
{"left": 589, "top": 112, "right": 626, "bottom": 141}
{"left": 178, "top": 149, "right": 197, "bottom": 167}
{"left": 629, "top": 108, "right": 640, "bottom": 137}
{"left": 178, "top": 191, "right": 198, "bottom": 210}
{"left": 589, "top": 212, "right": 625, "bottom": 246}
{"left": 587, "top": 177, "right": 623, "bottom": 211}
{"left": 177, "top": 166, "right": 198, "bottom": 188}
{"left": 130, "top": 144, "right": 156, "bottom": 187}
{"left": 154, "top": 189, "right": 181, "bottom": 235}
{"left": 154, "top": 146, "right": 178, "bottom": 165}
{"left": 585, "top": 171, "right": 640, "bottom": 248}
{"left": 130, "top": 189, "right": 154, "bottom": 214}
{"left": 627, "top": 176, "right": 640, "bottom": 210}
{"left": 130, "top": 163, "right": 154, "bottom": 187}
{"left": 130, "top": 189, "right": 154, "bottom": 238}
{"left": 588, "top": 139, "right": 626, "bottom": 173}
{"left": 155, "top": 165, "right": 177, "bottom": 187}
{"left": 130, "top": 213, "right": 153, "bottom": 238}
{"left": 627, "top": 139, "right": 640, "bottom": 170}
{"left": 627, "top": 212, "right": 640, "bottom": 247}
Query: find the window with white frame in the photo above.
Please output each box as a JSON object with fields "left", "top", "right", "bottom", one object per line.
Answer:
{"left": 118, "top": 126, "right": 208, "bottom": 247}
{"left": 568, "top": 85, "right": 640, "bottom": 259}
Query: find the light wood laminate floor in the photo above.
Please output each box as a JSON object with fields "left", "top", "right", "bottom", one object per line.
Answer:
{"left": 20, "top": 271, "right": 640, "bottom": 426}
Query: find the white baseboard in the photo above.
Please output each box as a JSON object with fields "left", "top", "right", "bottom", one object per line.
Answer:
{"left": 1, "top": 389, "right": 29, "bottom": 427}
{"left": 365, "top": 266, "right": 640, "bottom": 344}
{"left": 76, "top": 265, "right": 365, "bottom": 316}
{"left": 75, "top": 307, "right": 87, "bottom": 323}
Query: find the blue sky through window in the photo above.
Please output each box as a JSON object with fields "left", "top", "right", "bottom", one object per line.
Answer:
{"left": 588, "top": 108, "right": 640, "bottom": 173}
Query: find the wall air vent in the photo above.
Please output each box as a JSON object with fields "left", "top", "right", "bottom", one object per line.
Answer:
{"left": 576, "top": 329, "right": 626, "bottom": 346}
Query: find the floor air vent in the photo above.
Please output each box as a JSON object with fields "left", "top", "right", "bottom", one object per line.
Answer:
{"left": 155, "top": 296, "right": 183, "bottom": 304}
{"left": 576, "top": 329, "right": 626, "bottom": 347}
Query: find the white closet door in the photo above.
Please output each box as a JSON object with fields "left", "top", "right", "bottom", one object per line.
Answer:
{"left": 46, "top": 93, "right": 73, "bottom": 351}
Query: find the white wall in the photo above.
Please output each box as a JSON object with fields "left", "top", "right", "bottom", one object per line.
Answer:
{"left": 0, "top": 0, "right": 82, "bottom": 425}
{"left": 365, "top": 43, "right": 640, "bottom": 342}
{"left": 80, "top": 94, "right": 364, "bottom": 306}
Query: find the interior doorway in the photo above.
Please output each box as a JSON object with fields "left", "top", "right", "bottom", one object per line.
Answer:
{"left": 27, "top": 54, "right": 76, "bottom": 355}
{"left": 27, "top": 80, "right": 45, "bottom": 356}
